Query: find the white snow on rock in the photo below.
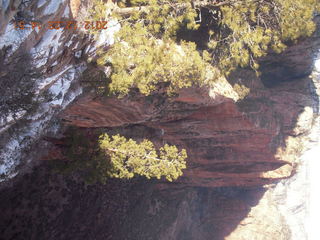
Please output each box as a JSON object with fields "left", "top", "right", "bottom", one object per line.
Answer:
{"left": 36, "top": 65, "right": 72, "bottom": 92}
{"left": 1, "top": 111, "right": 24, "bottom": 125}
{"left": 0, "top": 1, "right": 119, "bottom": 181}
{"left": 43, "top": 0, "right": 64, "bottom": 15}
{"left": 51, "top": 60, "right": 58, "bottom": 67}
{"left": 0, "top": 64, "right": 84, "bottom": 182}
{"left": 96, "top": 19, "right": 121, "bottom": 47}
{"left": 63, "top": 6, "right": 70, "bottom": 17}
{"left": 72, "top": 41, "right": 80, "bottom": 50}
{"left": 65, "top": 39, "right": 73, "bottom": 47}
{"left": 37, "top": 0, "right": 47, "bottom": 8}
{"left": 0, "top": 110, "right": 27, "bottom": 128}
{"left": 0, "top": 139, "right": 19, "bottom": 178}
{"left": 0, "top": 23, "right": 33, "bottom": 53}
{"left": 315, "top": 58, "right": 320, "bottom": 73}
{"left": 49, "top": 68, "right": 76, "bottom": 106}
{"left": 30, "top": 28, "right": 64, "bottom": 68}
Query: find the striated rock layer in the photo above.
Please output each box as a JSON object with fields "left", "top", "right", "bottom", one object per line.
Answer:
{"left": 61, "top": 32, "right": 320, "bottom": 188}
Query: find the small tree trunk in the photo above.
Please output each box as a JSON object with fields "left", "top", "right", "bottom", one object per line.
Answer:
{"left": 113, "top": 0, "right": 232, "bottom": 16}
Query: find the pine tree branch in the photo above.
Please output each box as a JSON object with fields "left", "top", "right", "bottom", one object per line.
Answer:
{"left": 113, "top": 0, "right": 234, "bottom": 16}
{"left": 106, "top": 147, "right": 181, "bottom": 166}
{"left": 106, "top": 147, "right": 163, "bottom": 162}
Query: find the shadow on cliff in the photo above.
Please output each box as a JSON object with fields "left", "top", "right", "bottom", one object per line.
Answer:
{"left": 1, "top": 62, "right": 318, "bottom": 240}
{"left": 0, "top": 161, "right": 267, "bottom": 240}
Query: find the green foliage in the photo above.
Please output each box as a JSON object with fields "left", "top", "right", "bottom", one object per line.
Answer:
{"left": 0, "top": 51, "right": 43, "bottom": 119}
{"left": 91, "top": 0, "right": 108, "bottom": 21}
{"left": 99, "top": 134, "right": 187, "bottom": 181}
{"left": 79, "top": 63, "right": 110, "bottom": 95}
{"left": 233, "top": 83, "right": 250, "bottom": 100}
{"left": 277, "top": 0, "right": 319, "bottom": 41}
{"left": 53, "top": 130, "right": 187, "bottom": 184}
{"left": 211, "top": 0, "right": 319, "bottom": 75}
{"left": 91, "top": 0, "right": 319, "bottom": 96}
{"left": 95, "top": 0, "right": 212, "bottom": 96}
{"left": 97, "top": 22, "right": 218, "bottom": 96}
{"left": 126, "top": 0, "right": 198, "bottom": 40}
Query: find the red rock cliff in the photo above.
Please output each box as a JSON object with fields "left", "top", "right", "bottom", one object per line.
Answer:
{"left": 60, "top": 30, "right": 320, "bottom": 188}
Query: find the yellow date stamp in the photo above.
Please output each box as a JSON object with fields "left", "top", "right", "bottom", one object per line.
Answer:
{"left": 15, "top": 21, "right": 108, "bottom": 30}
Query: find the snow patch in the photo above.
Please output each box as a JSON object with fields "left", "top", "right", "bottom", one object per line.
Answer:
{"left": 49, "top": 68, "right": 76, "bottom": 106}
{"left": 315, "top": 58, "right": 320, "bottom": 73}
{"left": 65, "top": 39, "right": 73, "bottom": 47}
{"left": 35, "top": 65, "right": 73, "bottom": 92}
{"left": 0, "top": 23, "right": 33, "bottom": 53}
{"left": 0, "top": 63, "right": 84, "bottom": 181}
{"left": 37, "top": 0, "right": 47, "bottom": 8}
{"left": 51, "top": 60, "right": 58, "bottom": 67}
{"left": 0, "top": 139, "right": 19, "bottom": 177}
{"left": 43, "top": 0, "right": 64, "bottom": 15}
{"left": 96, "top": 19, "right": 121, "bottom": 47}
{"left": 72, "top": 41, "right": 80, "bottom": 50}
{"left": 63, "top": 6, "right": 70, "bottom": 17}
{"left": 1, "top": 110, "right": 27, "bottom": 125}
{"left": 30, "top": 28, "right": 64, "bottom": 68}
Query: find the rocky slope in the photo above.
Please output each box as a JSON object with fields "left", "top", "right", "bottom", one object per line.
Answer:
{"left": 0, "top": 0, "right": 120, "bottom": 180}
{"left": 0, "top": 0, "right": 320, "bottom": 239}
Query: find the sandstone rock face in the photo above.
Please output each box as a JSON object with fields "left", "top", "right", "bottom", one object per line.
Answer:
{"left": 46, "top": 23, "right": 318, "bottom": 239}
{"left": 61, "top": 41, "right": 319, "bottom": 188}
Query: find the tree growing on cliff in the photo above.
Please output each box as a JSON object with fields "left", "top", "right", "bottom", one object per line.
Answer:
{"left": 99, "top": 134, "right": 187, "bottom": 181}
{"left": 55, "top": 129, "right": 187, "bottom": 184}
{"left": 89, "top": 0, "right": 319, "bottom": 96}
{"left": 97, "top": 25, "right": 220, "bottom": 96}
{"left": 0, "top": 50, "right": 43, "bottom": 123}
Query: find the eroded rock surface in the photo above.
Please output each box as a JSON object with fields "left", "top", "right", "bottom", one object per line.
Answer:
{"left": 61, "top": 46, "right": 319, "bottom": 189}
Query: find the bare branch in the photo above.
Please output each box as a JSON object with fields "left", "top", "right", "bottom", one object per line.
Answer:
{"left": 113, "top": 0, "right": 234, "bottom": 16}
